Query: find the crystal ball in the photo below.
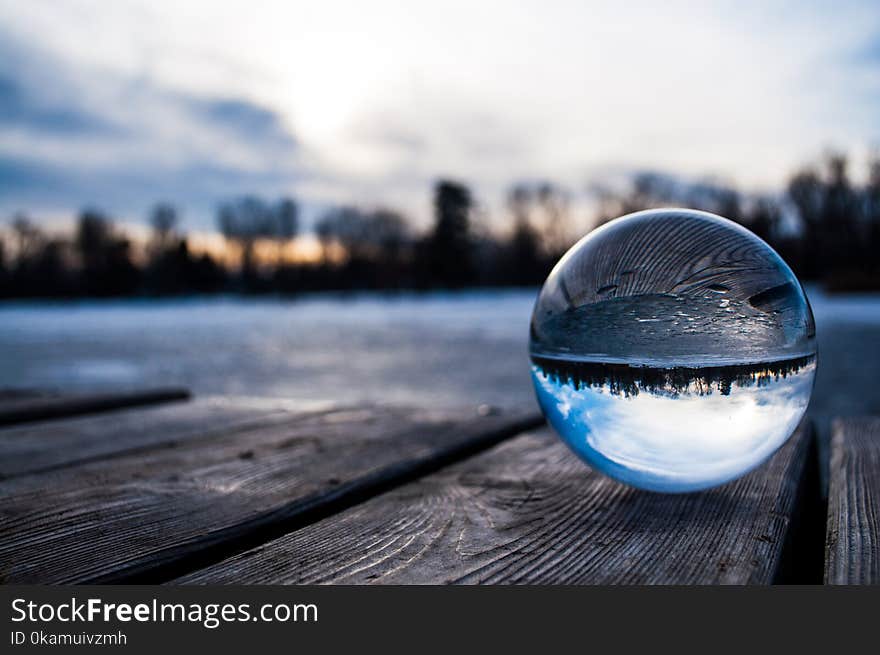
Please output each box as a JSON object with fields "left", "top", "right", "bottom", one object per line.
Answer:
{"left": 530, "top": 208, "right": 816, "bottom": 492}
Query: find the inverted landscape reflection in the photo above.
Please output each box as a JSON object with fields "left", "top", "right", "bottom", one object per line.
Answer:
{"left": 531, "top": 355, "right": 816, "bottom": 492}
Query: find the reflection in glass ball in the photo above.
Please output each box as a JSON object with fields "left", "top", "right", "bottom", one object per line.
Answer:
{"left": 529, "top": 209, "right": 816, "bottom": 492}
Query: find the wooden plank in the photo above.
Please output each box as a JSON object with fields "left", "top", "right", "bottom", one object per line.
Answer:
{"left": 0, "top": 388, "right": 191, "bottom": 427}
{"left": 825, "top": 417, "right": 880, "bottom": 585}
{"left": 0, "top": 396, "right": 335, "bottom": 479}
{"left": 179, "top": 422, "right": 814, "bottom": 585}
{"left": 0, "top": 405, "right": 542, "bottom": 584}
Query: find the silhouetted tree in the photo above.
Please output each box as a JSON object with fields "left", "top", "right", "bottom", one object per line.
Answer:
{"left": 592, "top": 172, "right": 673, "bottom": 224}
{"left": 594, "top": 171, "right": 747, "bottom": 227}
{"left": 536, "top": 182, "right": 572, "bottom": 257}
{"left": 29, "top": 239, "right": 70, "bottom": 296}
{"left": 150, "top": 203, "right": 178, "bottom": 240}
{"left": 315, "top": 214, "right": 336, "bottom": 265}
{"left": 3, "top": 149, "right": 880, "bottom": 300}
{"left": 276, "top": 198, "right": 299, "bottom": 241}
{"left": 505, "top": 184, "right": 543, "bottom": 284}
{"left": 787, "top": 167, "right": 824, "bottom": 279}
{"left": 145, "top": 204, "right": 189, "bottom": 294}
{"left": 823, "top": 154, "right": 859, "bottom": 269}
{"left": 273, "top": 197, "right": 299, "bottom": 265}
{"left": 363, "top": 209, "right": 411, "bottom": 287}
{"left": 499, "top": 181, "right": 573, "bottom": 284}
{"left": 422, "top": 180, "right": 474, "bottom": 288}
{"left": 7, "top": 215, "right": 55, "bottom": 296}
{"left": 75, "top": 209, "right": 139, "bottom": 296}
{"left": 867, "top": 152, "right": 880, "bottom": 249}
{"left": 745, "top": 196, "right": 782, "bottom": 245}
{"left": 367, "top": 209, "right": 409, "bottom": 260}
{"left": 218, "top": 196, "right": 270, "bottom": 282}
{"left": 785, "top": 153, "right": 871, "bottom": 282}
{"left": 313, "top": 206, "right": 412, "bottom": 289}
{"left": 217, "top": 195, "right": 299, "bottom": 291}
{"left": 0, "top": 235, "right": 7, "bottom": 298}
{"left": 314, "top": 206, "right": 369, "bottom": 261}
{"left": 12, "top": 214, "right": 44, "bottom": 262}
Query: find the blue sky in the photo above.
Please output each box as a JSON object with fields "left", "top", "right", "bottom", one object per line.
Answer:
{"left": 1, "top": 0, "right": 878, "bottom": 233}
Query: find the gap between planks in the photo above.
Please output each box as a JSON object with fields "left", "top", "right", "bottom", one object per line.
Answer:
{"left": 0, "top": 387, "right": 191, "bottom": 427}
{"left": 0, "top": 404, "right": 543, "bottom": 584}
{"left": 0, "top": 396, "right": 340, "bottom": 479}
{"left": 178, "top": 420, "right": 821, "bottom": 585}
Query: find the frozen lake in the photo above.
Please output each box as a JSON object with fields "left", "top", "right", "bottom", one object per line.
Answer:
{"left": 0, "top": 290, "right": 536, "bottom": 408}
{"left": 1, "top": 288, "right": 878, "bottom": 438}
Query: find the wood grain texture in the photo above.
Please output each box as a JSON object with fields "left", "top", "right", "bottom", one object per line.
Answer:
{"left": 0, "top": 396, "right": 334, "bottom": 479}
{"left": 825, "top": 417, "right": 880, "bottom": 585}
{"left": 0, "top": 388, "right": 190, "bottom": 427}
{"left": 0, "top": 405, "right": 541, "bottom": 583}
{"left": 560, "top": 210, "right": 795, "bottom": 306}
{"left": 179, "top": 422, "right": 813, "bottom": 585}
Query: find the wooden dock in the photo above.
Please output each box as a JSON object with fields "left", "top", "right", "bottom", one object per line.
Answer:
{"left": 0, "top": 390, "right": 876, "bottom": 584}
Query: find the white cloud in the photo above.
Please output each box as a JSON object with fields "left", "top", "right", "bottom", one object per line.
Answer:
{"left": 532, "top": 359, "right": 816, "bottom": 491}
{"left": 0, "top": 0, "right": 878, "bottom": 229}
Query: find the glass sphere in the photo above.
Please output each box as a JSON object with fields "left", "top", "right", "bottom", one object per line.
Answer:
{"left": 530, "top": 208, "right": 816, "bottom": 492}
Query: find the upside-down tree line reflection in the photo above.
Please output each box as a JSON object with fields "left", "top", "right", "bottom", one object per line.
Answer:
{"left": 1, "top": 151, "right": 878, "bottom": 299}
{"left": 531, "top": 354, "right": 817, "bottom": 398}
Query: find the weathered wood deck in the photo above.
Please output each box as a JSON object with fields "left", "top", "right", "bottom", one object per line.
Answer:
{"left": 0, "top": 391, "right": 875, "bottom": 584}
{"left": 825, "top": 418, "right": 880, "bottom": 584}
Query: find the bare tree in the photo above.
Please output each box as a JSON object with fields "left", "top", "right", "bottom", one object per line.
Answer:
{"left": 426, "top": 180, "right": 475, "bottom": 287}
{"left": 274, "top": 197, "right": 299, "bottom": 264}
{"left": 11, "top": 213, "right": 45, "bottom": 262}
{"left": 217, "top": 196, "right": 299, "bottom": 275}
{"left": 150, "top": 203, "right": 179, "bottom": 240}
{"left": 536, "top": 182, "right": 571, "bottom": 256}
{"left": 148, "top": 203, "right": 180, "bottom": 259}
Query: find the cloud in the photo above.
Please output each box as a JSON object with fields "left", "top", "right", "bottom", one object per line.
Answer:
{"left": 532, "top": 360, "right": 815, "bottom": 491}
{"left": 0, "top": 75, "right": 119, "bottom": 136}
{"left": 0, "top": 0, "right": 878, "bottom": 232}
{"left": 191, "top": 98, "right": 295, "bottom": 149}
{"left": 0, "top": 27, "right": 302, "bottom": 228}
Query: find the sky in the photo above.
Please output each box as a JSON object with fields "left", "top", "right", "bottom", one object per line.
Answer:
{"left": 532, "top": 358, "right": 815, "bottom": 491}
{"left": 0, "top": 0, "right": 878, "bottom": 235}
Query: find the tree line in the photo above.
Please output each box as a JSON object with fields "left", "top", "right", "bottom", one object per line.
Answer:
{"left": 0, "top": 151, "right": 877, "bottom": 299}
{"left": 593, "top": 152, "right": 879, "bottom": 291}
